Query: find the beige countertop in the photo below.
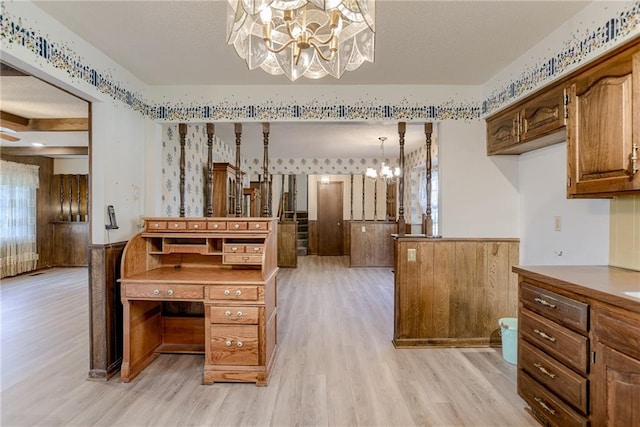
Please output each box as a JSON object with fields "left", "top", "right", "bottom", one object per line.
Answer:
{"left": 513, "top": 265, "right": 640, "bottom": 313}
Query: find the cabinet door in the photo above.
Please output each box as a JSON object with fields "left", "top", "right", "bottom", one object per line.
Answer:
{"left": 592, "top": 341, "right": 640, "bottom": 426}
{"left": 486, "top": 110, "right": 519, "bottom": 154}
{"left": 520, "top": 88, "right": 565, "bottom": 143}
{"left": 566, "top": 51, "right": 640, "bottom": 197}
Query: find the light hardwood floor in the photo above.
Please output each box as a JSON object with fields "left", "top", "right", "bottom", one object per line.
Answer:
{"left": 1, "top": 256, "right": 536, "bottom": 426}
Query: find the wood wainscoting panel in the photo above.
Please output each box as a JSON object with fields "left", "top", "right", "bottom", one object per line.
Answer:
{"left": 393, "top": 237, "right": 519, "bottom": 347}
{"left": 53, "top": 222, "right": 89, "bottom": 266}
{"left": 277, "top": 221, "right": 297, "bottom": 268}
{"left": 349, "top": 221, "right": 396, "bottom": 267}
{"left": 88, "top": 241, "right": 126, "bottom": 380}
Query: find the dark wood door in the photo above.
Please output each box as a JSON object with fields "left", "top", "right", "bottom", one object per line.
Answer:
{"left": 317, "top": 181, "right": 343, "bottom": 256}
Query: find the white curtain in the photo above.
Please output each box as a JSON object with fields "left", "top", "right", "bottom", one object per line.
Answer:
{"left": 1, "top": 160, "right": 40, "bottom": 279}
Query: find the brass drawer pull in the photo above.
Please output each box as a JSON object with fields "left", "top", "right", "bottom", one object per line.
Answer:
{"left": 533, "top": 363, "right": 556, "bottom": 378}
{"left": 534, "top": 297, "right": 556, "bottom": 309}
{"left": 534, "top": 397, "right": 556, "bottom": 415}
{"left": 534, "top": 329, "right": 557, "bottom": 342}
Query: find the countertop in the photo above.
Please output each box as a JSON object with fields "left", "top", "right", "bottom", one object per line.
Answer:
{"left": 513, "top": 265, "right": 640, "bottom": 313}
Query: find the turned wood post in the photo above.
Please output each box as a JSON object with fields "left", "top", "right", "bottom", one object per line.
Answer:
{"left": 178, "top": 123, "right": 187, "bottom": 217}
{"left": 423, "top": 123, "right": 434, "bottom": 236}
{"left": 206, "top": 123, "right": 214, "bottom": 217}
{"left": 398, "top": 122, "right": 406, "bottom": 236}
{"left": 262, "top": 123, "right": 271, "bottom": 217}
{"left": 234, "top": 123, "right": 243, "bottom": 217}
{"left": 350, "top": 174, "right": 354, "bottom": 221}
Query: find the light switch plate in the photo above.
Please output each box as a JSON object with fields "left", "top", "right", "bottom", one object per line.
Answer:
{"left": 407, "top": 248, "right": 416, "bottom": 262}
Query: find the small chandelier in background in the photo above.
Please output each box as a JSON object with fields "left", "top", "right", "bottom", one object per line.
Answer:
{"left": 366, "top": 137, "right": 400, "bottom": 182}
{"left": 226, "top": 0, "right": 375, "bottom": 81}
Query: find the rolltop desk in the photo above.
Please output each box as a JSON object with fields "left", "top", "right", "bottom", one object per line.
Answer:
{"left": 119, "top": 217, "right": 278, "bottom": 386}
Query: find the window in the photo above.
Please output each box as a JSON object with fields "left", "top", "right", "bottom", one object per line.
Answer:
{"left": 0, "top": 160, "right": 39, "bottom": 278}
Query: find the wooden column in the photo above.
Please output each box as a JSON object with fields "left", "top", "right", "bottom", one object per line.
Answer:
{"left": 262, "top": 123, "right": 271, "bottom": 217}
{"left": 350, "top": 174, "right": 354, "bottom": 220}
{"left": 178, "top": 123, "right": 187, "bottom": 217}
{"left": 374, "top": 179, "right": 378, "bottom": 221}
{"left": 292, "top": 174, "right": 297, "bottom": 221}
{"left": 397, "top": 122, "right": 406, "bottom": 236}
{"left": 423, "top": 123, "right": 434, "bottom": 236}
{"left": 206, "top": 123, "right": 214, "bottom": 217}
{"left": 361, "top": 174, "right": 366, "bottom": 220}
{"left": 234, "top": 123, "right": 243, "bottom": 217}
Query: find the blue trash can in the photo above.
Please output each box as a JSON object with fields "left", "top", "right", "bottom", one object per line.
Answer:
{"left": 499, "top": 317, "right": 518, "bottom": 365}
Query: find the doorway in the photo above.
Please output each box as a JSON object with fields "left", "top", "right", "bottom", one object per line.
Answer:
{"left": 317, "top": 181, "right": 343, "bottom": 256}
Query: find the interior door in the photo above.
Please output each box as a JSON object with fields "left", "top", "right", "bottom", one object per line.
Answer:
{"left": 317, "top": 181, "right": 343, "bottom": 256}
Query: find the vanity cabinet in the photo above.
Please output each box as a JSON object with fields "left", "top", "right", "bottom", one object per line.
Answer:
{"left": 486, "top": 86, "right": 566, "bottom": 155}
{"left": 119, "top": 217, "right": 278, "bottom": 386}
{"left": 513, "top": 266, "right": 640, "bottom": 427}
{"left": 566, "top": 46, "right": 640, "bottom": 197}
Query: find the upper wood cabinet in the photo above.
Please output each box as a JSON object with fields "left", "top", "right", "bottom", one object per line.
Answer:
{"left": 487, "top": 86, "right": 566, "bottom": 155}
{"left": 566, "top": 47, "right": 640, "bottom": 197}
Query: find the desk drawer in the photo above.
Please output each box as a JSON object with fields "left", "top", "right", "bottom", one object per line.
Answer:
{"left": 209, "top": 325, "right": 258, "bottom": 365}
{"left": 518, "top": 371, "right": 588, "bottom": 427}
{"left": 167, "top": 221, "right": 187, "bottom": 231}
{"left": 520, "top": 340, "right": 588, "bottom": 414}
{"left": 223, "top": 254, "right": 263, "bottom": 265}
{"left": 521, "top": 282, "right": 589, "bottom": 332}
{"left": 248, "top": 221, "right": 269, "bottom": 230}
{"left": 228, "top": 221, "right": 248, "bottom": 231}
{"left": 124, "top": 284, "right": 204, "bottom": 300}
{"left": 210, "top": 306, "right": 259, "bottom": 324}
{"left": 207, "top": 221, "right": 227, "bottom": 230}
{"left": 224, "top": 244, "right": 245, "bottom": 253}
{"left": 520, "top": 308, "right": 589, "bottom": 373}
{"left": 146, "top": 221, "right": 167, "bottom": 231}
{"left": 187, "top": 221, "right": 206, "bottom": 231}
{"left": 209, "top": 286, "right": 258, "bottom": 301}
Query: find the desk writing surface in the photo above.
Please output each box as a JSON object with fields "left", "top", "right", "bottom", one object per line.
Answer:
{"left": 121, "top": 266, "right": 265, "bottom": 285}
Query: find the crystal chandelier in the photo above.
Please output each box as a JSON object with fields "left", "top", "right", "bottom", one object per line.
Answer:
{"left": 226, "top": 0, "right": 375, "bottom": 81}
{"left": 366, "top": 137, "right": 400, "bottom": 182}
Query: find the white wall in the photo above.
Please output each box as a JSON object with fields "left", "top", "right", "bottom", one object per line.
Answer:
{"left": 439, "top": 120, "right": 519, "bottom": 237}
{"left": 53, "top": 158, "right": 89, "bottom": 174}
{"left": 519, "top": 143, "right": 609, "bottom": 265}
{"left": 91, "top": 102, "right": 150, "bottom": 243}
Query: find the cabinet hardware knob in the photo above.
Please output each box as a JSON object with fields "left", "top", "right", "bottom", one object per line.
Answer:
{"left": 231, "top": 247, "right": 238, "bottom": 252}
{"left": 237, "top": 341, "right": 243, "bottom": 348}
{"left": 234, "top": 224, "right": 240, "bottom": 229}
{"left": 154, "top": 223, "right": 159, "bottom": 228}
{"left": 255, "top": 224, "right": 260, "bottom": 228}
{"left": 153, "top": 289, "right": 160, "bottom": 296}
{"left": 533, "top": 329, "right": 557, "bottom": 342}
{"left": 174, "top": 223, "right": 179, "bottom": 228}
{"left": 235, "top": 290, "right": 242, "bottom": 296}
{"left": 193, "top": 224, "right": 199, "bottom": 229}
{"left": 224, "top": 289, "right": 231, "bottom": 296}
{"left": 534, "top": 397, "right": 556, "bottom": 415}
{"left": 534, "top": 363, "right": 556, "bottom": 378}
{"left": 225, "top": 340, "right": 232, "bottom": 347}
{"left": 213, "top": 224, "right": 219, "bottom": 229}
{"left": 237, "top": 311, "right": 243, "bottom": 318}
{"left": 534, "top": 297, "right": 557, "bottom": 309}
{"left": 225, "top": 311, "right": 231, "bottom": 317}
{"left": 167, "top": 289, "right": 174, "bottom": 296}
{"left": 253, "top": 247, "right": 260, "bottom": 252}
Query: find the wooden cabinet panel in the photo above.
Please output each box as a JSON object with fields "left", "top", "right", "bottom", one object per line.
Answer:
{"left": 592, "top": 341, "right": 640, "bottom": 427}
{"left": 567, "top": 49, "right": 640, "bottom": 196}
{"left": 486, "top": 86, "right": 565, "bottom": 155}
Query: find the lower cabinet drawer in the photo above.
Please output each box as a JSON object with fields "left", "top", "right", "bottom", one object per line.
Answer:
{"left": 520, "top": 340, "right": 588, "bottom": 414}
{"left": 518, "top": 371, "right": 588, "bottom": 427}
{"left": 124, "top": 283, "right": 204, "bottom": 299}
{"left": 210, "top": 306, "right": 259, "bottom": 324}
{"left": 209, "top": 325, "right": 258, "bottom": 365}
{"left": 520, "top": 308, "right": 589, "bottom": 373}
{"left": 209, "top": 285, "right": 258, "bottom": 301}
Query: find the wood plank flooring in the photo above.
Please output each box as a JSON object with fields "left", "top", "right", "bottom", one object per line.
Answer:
{"left": 0, "top": 256, "right": 536, "bottom": 426}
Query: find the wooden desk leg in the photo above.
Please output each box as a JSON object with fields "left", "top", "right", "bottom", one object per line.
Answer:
{"left": 120, "top": 300, "right": 163, "bottom": 382}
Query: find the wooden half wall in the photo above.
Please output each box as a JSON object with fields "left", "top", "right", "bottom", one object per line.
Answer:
{"left": 393, "top": 237, "right": 519, "bottom": 347}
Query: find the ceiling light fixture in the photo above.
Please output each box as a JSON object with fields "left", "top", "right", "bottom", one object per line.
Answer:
{"left": 366, "top": 136, "right": 400, "bottom": 182}
{"left": 31, "top": 142, "right": 44, "bottom": 147}
{"left": 226, "top": 0, "right": 375, "bottom": 81}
